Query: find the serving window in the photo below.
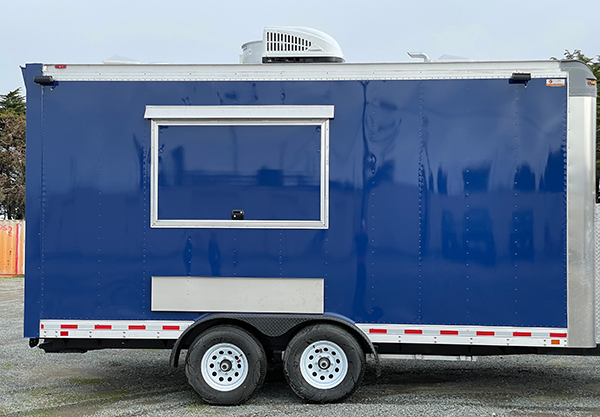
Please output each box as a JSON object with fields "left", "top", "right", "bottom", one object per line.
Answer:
{"left": 145, "top": 105, "right": 332, "bottom": 229}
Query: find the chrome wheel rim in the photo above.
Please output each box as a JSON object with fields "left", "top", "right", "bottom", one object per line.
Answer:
{"left": 201, "top": 343, "right": 248, "bottom": 391}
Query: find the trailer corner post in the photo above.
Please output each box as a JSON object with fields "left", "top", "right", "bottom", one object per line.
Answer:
{"left": 563, "top": 61, "right": 598, "bottom": 347}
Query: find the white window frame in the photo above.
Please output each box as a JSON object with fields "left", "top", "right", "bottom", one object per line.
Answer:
{"left": 144, "top": 105, "right": 333, "bottom": 229}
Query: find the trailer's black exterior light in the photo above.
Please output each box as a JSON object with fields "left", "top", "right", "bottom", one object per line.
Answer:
{"left": 510, "top": 73, "right": 531, "bottom": 84}
{"left": 33, "top": 75, "right": 54, "bottom": 85}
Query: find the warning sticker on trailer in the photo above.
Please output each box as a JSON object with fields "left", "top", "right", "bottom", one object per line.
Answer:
{"left": 546, "top": 79, "right": 566, "bottom": 87}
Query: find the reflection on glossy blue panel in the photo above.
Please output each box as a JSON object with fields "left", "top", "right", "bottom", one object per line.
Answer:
{"left": 24, "top": 73, "right": 568, "bottom": 334}
{"left": 416, "top": 79, "right": 567, "bottom": 326}
{"left": 158, "top": 125, "right": 321, "bottom": 221}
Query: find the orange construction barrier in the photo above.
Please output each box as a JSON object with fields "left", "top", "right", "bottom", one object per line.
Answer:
{"left": 0, "top": 220, "right": 25, "bottom": 276}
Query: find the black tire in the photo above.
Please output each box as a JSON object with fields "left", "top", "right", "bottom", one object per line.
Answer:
{"left": 185, "top": 325, "right": 267, "bottom": 405}
{"left": 283, "top": 324, "right": 365, "bottom": 403}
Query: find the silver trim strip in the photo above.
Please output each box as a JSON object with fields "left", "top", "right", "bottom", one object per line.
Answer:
{"left": 595, "top": 203, "right": 600, "bottom": 343}
{"left": 144, "top": 105, "right": 334, "bottom": 119}
{"left": 147, "top": 106, "right": 332, "bottom": 229}
{"left": 567, "top": 95, "right": 597, "bottom": 347}
{"left": 378, "top": 354, "right": 476, "bottom": 362}
{"left": 151, "top": 276, "right": 325, "bottom": 314}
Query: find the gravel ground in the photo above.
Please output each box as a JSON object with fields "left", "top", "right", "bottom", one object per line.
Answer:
{"left": 3, "top": 276, "right": 600, "bottom": 416}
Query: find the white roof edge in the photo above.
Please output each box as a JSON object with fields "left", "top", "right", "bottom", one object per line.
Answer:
{"left": 40, "top": 60, "right": 566, "bottom": 82}
{"left": 42, "top": 60, "right": 563, "bottom": 69}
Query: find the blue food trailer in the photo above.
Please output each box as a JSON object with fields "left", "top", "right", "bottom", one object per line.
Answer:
{"left": 23, "top": 27, "right": 598, "bottom": 404}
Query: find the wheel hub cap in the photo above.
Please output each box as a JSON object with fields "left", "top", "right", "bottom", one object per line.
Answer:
{"left": 318, "top": 357, "right": 331, "bottom": 370}
{"left": 220, "top": 359, "right": 232, "bottom": 372}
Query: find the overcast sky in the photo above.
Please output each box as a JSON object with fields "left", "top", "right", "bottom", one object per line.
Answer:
{"left": 1, "top": 0, "right": 597, "bottom": 95}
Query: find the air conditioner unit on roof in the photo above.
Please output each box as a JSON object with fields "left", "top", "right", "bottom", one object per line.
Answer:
{"left": 254, "top": 27, "right": 344, "bottom": 63}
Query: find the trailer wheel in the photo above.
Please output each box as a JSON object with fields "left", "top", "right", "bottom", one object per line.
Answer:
{"left": 185, "top": 325, "right": 267, "bottom": 405}
{"left": 283, "top": 324, "right": 365, "bottom": 403}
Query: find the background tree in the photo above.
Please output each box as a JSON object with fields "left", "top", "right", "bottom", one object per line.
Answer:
{"left": 0, "top": 88, "right": 26, "bottom": 219}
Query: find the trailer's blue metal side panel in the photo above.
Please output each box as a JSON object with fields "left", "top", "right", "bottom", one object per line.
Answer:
{"left": 417, "top": 80, "right": 566, "bottom": 326}
{"left": 30, "top": 81, "right": 149, "bottom": 324}
{"left": 24, "top": 74, "right": 567, "bottom": 334}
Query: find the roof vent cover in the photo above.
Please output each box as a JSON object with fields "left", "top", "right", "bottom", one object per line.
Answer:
{"left": 262, "top": 27, "right": 344, "bottom": 63}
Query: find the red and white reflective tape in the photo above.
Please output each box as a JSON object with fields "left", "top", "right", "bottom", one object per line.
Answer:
{"left": 40, "top": 319, "right": 569, "bottom": 348}
{"left": 40, "top": 320, "right": 194, "bottom": 339}
{"left": 357, "top": 324, "right": 569, "bottom": 347}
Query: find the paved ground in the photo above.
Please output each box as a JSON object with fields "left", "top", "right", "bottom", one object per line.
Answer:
{"left": 3, "top": 276, "right": 600, "bottom": 416}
